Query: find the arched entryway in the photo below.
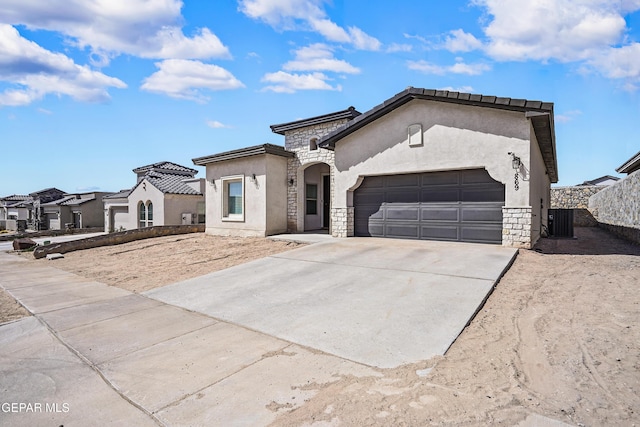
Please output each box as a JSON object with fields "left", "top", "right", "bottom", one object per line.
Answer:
{"left": 299, "top": 162, "right": 331, "bottom": 232}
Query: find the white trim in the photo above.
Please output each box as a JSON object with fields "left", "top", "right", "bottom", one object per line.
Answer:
{"left": 221, "top": 175, "right": 245, "bottom": 222}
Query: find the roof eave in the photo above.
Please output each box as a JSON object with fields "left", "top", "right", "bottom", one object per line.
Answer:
{"left": 270, "top": 107, "right": 361, "bottom": 135}
{"left": 616, "top": 150, "right": 640, "bottom": 174}
{"left": 192, "top": 144, "right": 294, "bottom": 166}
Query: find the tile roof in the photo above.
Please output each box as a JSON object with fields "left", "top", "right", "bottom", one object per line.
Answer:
{"left": 0, "top": 194, "right": 31, "bottom": 201}
{"left": 143, "top": 173, "right": 203, "bottom": 195}
{"left": 60, "top": 195, "right": 97, "bottom": 206}
{"left": 132, "top": 161, "right": 198, "bottom": 176}
{"left": 270, "top": 107, "right": 361, "bottom": 135}
{"left": 193, "top": 143, "right": 294, "bottom": 165}
{"left": 318, "top": 87, "right": 558, "bottom": 183}
{"left": 578, "top": 175, "right": 620, "bottom": 186}
{"left": 616, "top": 150, "right": 640, "bottom": 174}
{"left": 103, "top": 189, "right": 132, "bottom": 199}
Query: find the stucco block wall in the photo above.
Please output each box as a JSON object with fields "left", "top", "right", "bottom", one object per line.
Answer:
{"left": 589, "top": 170, "right": 640, "bottom": 233}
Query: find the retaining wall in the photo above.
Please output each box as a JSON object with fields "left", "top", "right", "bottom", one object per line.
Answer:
{"left": 550, "top": 186, "right": 603, "bottom": 226}
{"left": 589, "top": 170, "right": 640, "bottom": 244}
{"left": 33, "top": 225, "right": 204, "bottom": 259}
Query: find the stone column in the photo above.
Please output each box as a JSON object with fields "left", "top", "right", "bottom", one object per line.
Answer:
{"left": 502, "top": 206, "right": 533, "bottom": 248}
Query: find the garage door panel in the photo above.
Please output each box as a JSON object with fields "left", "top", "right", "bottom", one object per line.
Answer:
{"left": 420, "top": 188, "right": 460, "bottom": 202}
{"left": 354, "top": 169, "right": 505, "bottom": 244}
{"left": 462, "top": 187, "right": 504, "bottom": 202}
{"left": 354, "top": 191, "right": 385, "bottom": 205}
{"left": 422, "top": 172, "right": 460, "bottom": 185}
{"left": 461, "top": 227, "right": 503, "bottom": 243}
{"left": 359, "top": 176, "right": 384, "bottom": 189}
{"left": 421, "top": 207, "right": 459, "bottom": 221}
{"left": 461, "top": 205, "right": 503, "bottom": 222}
{"left": 421, "top": 226, "right": 459, "bottom": 240}
{"left": 386, "top": 190, "right": 420, "bottom": 203}
{"left": 355, "top": 207, "right": 383, "bottom": 221}
{"left": 387, "top": 174, "right": 420, "bottom": 187}
{"left": 386, "top": 205, "right": 419, "bottom": 220}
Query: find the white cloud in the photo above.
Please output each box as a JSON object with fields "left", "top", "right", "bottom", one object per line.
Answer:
{"left": 0, "top": 24, "right": 126, "bottom": 106}
{"left": 407, "top": 59, "right": 490, "bottom": 75}
{"left": 438, "top": 86, "right": 475, "bottom": 93}
{"left": 589, "top": 43, "right": 640, "bottom": 79}
{"left": 283, "top": 44, "right": 360, "bottom": 74}
{"left": 443, "top": 29, "right": 482, "bottom": 52}
{"left": 474, "top": 0, "right": 633, "bottom": 62}
{"left": 141, "top": 59, "right": 244, "bottom": 102}
{"left": 239, "top": 0, "right": 381, "bottom": 50}
{"left": 555, "top": 109, "right": 583, "bottom": 123}
{"left": 206, "top": 120, "right": 232, "bottom": 129}
{"left": 386, "top": 43, "right": 412, "bottom": 53}
{"left": 2, "top": 0, "right": 230, "bottom": 62}
{"left": 261, "top": 71, "right": 341, "bottom": 93}
{"left": 37, "top": 107, "right": 52, "bottom": 115}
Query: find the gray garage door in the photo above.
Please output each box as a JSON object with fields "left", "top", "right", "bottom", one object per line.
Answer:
{"left": 354, "top": 169, "right": 504, "bottom": 244}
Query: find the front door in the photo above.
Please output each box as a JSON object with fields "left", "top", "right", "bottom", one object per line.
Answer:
{"left": 322, "top": 174, "right": 330, "bottom": 228}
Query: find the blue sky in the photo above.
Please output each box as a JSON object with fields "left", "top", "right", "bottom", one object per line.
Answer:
{"left": 2, "top": 0, "right": 640, "bottom": 196}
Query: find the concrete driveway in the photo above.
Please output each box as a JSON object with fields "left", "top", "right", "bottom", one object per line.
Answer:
{"left": 146, "top": 237, "right": 517, "bottom": 368}
{"left": 1, "top": 237, "right": 517, "bottom": 426}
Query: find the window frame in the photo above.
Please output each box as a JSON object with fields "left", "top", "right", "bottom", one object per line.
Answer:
{"left": 221, "top": 175, "right": 245, "bottom": 222}
{"left": 305, "top": 183, "right": 318, "bottom": 215}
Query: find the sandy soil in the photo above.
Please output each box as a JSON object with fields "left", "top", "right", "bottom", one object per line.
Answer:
{"left": 271, "top": 227, "right": 640, "bottom": 426}
{"left": 1, "top": 228, "right": 639, "bottom": 425}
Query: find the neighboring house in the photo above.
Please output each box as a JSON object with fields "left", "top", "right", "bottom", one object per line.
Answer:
{"left": 40, "top": 192, "right": 113, "bottom": 230}
{"left": 616, "top": 150, "right": 640, "bottom": 175}
{"left": 28, "top": 188, "right": 67, "bottom": 230}
{"left": 0, "top": 195, "right": 31, "bottom": 221}
{"left": 579, "top": 175, "right": 620, "bottom": 186}
{"left": 194, "top": 87, "right": 558, "bottom": 248}
{"left": 103, "top": 161, "right": 206, "bottom": 232}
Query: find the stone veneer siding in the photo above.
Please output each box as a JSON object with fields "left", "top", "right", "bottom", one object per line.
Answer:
{"left": 283, "top": 119, "right": 350, "bottom": 234}
{"left": 550, "top": 185, "right": 602, "bottom": 209}
{"left": 588, "top": 170, "right": 640, "bottom": 244}
{"left": 502, "top": 207, "right": 533, "bottom": 248}
{"left": 550, "top": 185, "right": 604, "bottom": 227}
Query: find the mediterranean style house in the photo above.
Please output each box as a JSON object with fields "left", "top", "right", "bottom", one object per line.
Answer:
{"left": 194, "top": 87, "right": 558, "bottom": 248}
{"left": 103, "top": 161, "right": 205, "bottom": 232}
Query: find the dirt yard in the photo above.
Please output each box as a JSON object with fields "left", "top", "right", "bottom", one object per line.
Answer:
{"left": 1, "top": 228, "right": 639, "bottom": 425}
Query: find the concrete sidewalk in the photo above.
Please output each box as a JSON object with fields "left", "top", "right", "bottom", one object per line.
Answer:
{"left": 0, "top": 252, "right": 376, "bottom": 426}
{"left": 0, "top": 238, "right": 529, "bottom": 426}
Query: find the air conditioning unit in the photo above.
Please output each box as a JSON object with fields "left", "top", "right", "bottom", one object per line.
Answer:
{"left": 181, "top": 213, "right": 193, "bottom": 225}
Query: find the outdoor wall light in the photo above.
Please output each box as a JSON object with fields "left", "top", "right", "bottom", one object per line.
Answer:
{"left": 252, "top": 173, "right": 257, "bottom": 182}
{"left": 210, "top": 179, "right": 216, "bottom": 190}
{"left": 288, "top": 178, "right": 295, "bottom": 186}
{"left": 508, "top": 152, "right": 521, "bottom": 169}
{"left": 508, "top": 152, "right": 521, "bottom": 191}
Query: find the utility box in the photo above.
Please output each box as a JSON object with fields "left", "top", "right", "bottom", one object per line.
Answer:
{"left": 548, "top": 209, "right": 574, "bottom": 238}
{"left": 181, "top": 213, "right": 193, "bottom": 225}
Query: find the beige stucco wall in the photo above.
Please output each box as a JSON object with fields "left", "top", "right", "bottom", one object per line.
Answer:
{"left": 204, "top": 154, "right": 288, "bottom": 237}
{"left": 265, "top": 154, "right": 289, "bottom": 234}
{"left": 163, "top": 193, "right": 205, "bottom": 226}
{"left": 128, "top": 180, "right": 166, "bottom": 229}
{"left": 333, "top": 100, "right": 533, "bottom": 209}
{"left": 527, "top": 127, "right": 552, "bottom": 244}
